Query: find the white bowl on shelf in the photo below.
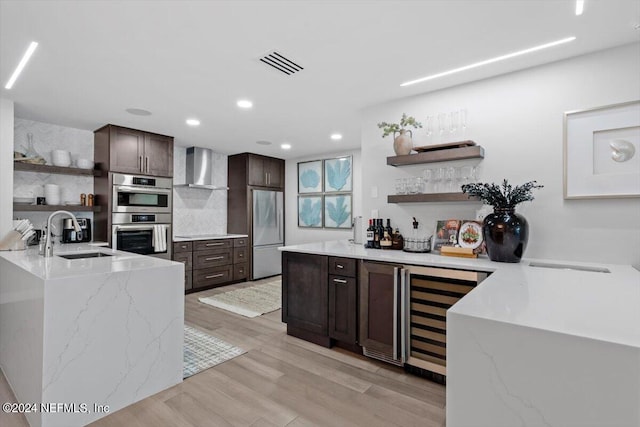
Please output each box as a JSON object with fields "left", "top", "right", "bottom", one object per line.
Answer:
{"left": 76, "top": 158, "right": 94, "bottom": 169}
{"left": 51, "top": 150, "right": 71, "bottom": 167}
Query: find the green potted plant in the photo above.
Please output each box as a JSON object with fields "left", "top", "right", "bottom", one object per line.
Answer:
{"left": 377, "top": 113, "right": 422, "bottom": 155}
{"left": 461, "top": 179, "right": 543, "bottom": 263}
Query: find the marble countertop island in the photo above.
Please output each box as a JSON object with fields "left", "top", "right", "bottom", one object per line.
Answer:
{"left": 0, "top": 244, "right": 185, "bottom": 427}
{"left": 280, "top": 240, "right": 640, "bottom": 426}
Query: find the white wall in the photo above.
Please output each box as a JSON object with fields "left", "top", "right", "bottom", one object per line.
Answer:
{"left": 172, "top": 146, "right": 227, "bottom": 237}
{"left": 361, "top": 43, "right": 640, "bottom": 266}
{"left": 285, "top": 149, "right": 361, "bottom": 245}
{"left": 0, "top": 99, "right": 14, "bottom": 238}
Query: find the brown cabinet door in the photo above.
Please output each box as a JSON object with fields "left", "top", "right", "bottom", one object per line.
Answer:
{"left": 247, "top": 154, "right": 266, "bottom": 186}
{"left": 328, "top": 275, "right": 357, "bottom": 344}
{"left": 173, "top": 241, "right": 193, "bottom": 253}
{"left": 282, "top": 252, "right": 328, "bottom": 335}
{"left": 143, "top": 133, "right": 173, "bottom": 177}
{"left": 359, "top": 261, "right": 401, "bottom": 356}
{"left": 193, "top": 248, "right": 232, "bottom": 269}
{"left": 172, "top": 251, "right": 193, "bottom": 270}
{"left": 193, "top": 266, "right": 232, "bottom": 288}
{"left": 265, "top": 158, "right": 284, "bottom": 188}
{"left": 109, "top": 126, "right": 144, "bottom": 174}
{"left": 233, "top": 262, "right": 248, "bottom": 281}
{"left": 233, "top": 247, "right": 247, "bottom": 264}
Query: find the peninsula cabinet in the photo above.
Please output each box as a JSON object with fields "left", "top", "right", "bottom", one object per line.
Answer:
{"left": 282, "top": 252, "right": 330, "bottom": 346}
{"left": 328, "top": 257, "right": 358, "bottom": 345}
{"left": 94, "top": 124, "right": 174, "bottom": 177}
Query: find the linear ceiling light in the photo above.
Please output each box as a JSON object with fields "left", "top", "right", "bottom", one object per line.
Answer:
{"left": 575, "top": 0, "right": 585, "bottom": 16}
{"left": 5, "top": 41, "right": 38, "bottom": 89}
{"left": 400, "top": 36, "right": 576, "bottom": 87}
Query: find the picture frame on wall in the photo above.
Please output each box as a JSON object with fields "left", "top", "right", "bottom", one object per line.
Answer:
{"left": 297, "top": 160, "right": 323, "bottom": 193}
{"left": 323, "top": 194, "right": 352, "bottom": 229}
{"left": 564, "top": 100, "right": 640, "bottom": 199}
{"left": 297, "top": 195, "right": 323, "bottom": 228}
{"left": 324, "top": 156, "right": 352, "bottom": 193}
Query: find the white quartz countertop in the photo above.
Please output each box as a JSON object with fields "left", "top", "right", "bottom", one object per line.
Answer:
{"left": 173, "top": 234, "right": 248, "bottom": 242}
{"left": 0, "top": 243, "right": 181, "bottom": 280}
{"left": 280, "top": 240, "right": 640, "bottom": 349}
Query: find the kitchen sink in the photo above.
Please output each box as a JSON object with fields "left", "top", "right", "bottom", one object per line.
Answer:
{"left": 58, "top": 252, "right": 113, "bottom": 260}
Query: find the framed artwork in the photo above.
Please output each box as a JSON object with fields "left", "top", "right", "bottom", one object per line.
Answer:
{"left": 323, "top": 194, "right": 352, "bottom": 229}
{"left": 298, "top": 195, "right": 323, "bottom": 228}
{"left": 564, "top": 100, "right": 640, "bottom": 199}
{"left": 324, "top": 156, "right": 352, "bottom": 192}
{"left": 297, "top": 160, "right": 322, "bottom": 193}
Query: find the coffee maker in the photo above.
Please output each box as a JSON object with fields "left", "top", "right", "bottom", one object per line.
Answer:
{"left": 62, "top": 218, "right": 91, "bottom": 243}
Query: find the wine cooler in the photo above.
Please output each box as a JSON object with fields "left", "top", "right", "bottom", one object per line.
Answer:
{"left": 401, "top": 265, "right": 489, "bottom": 381}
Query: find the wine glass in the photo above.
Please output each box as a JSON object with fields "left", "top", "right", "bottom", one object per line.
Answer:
{"left": 433, "top": 167, "right": 444, "bottom": 193}
{"left": 460, "top": 109, "right": 468, "bottom": 138}
{"left": 438, "top": 113, "right": 447, "bottom": 142}
{"left": 444, "top": 167, "right": 455, "bottom": 192}
{"left": 461, "top": 165, "right": 473, "bottom": 185}
{"left": 449, "top": 111, "right": 459, "bottom": 139}
{"left": 425, "top": 116, "right": 434, "bottom": 142}
{"left": 454, "top": 167, "right": 463, "bottom": 192}
{"left": 423, "top": 168, "right": 433, "bottom": 193}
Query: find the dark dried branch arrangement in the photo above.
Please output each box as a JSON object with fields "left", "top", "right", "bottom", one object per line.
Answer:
{"left": 461, "top": 179, "right": 543, "bottom": 208}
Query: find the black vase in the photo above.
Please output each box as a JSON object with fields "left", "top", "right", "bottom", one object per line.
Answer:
{"left": 482, "top": 208, "right": 529, "bottom": 263}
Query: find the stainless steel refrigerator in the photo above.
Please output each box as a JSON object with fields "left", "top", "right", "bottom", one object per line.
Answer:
{"left": 252, "top": 189, "right": 284, "bottom": 279}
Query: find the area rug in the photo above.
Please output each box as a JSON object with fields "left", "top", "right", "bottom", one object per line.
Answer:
{"left": 183, "top": 325, "right": 245, "bottom": 378}
{"left": 198, "top": 279, "right": 281, "bottom": 318}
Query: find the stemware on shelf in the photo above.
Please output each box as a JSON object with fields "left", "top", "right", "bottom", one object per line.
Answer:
{"left": 425, "top": 115, "right": 434, "bottom": 142}
{"left": 433, "top": 167, "right": 444, "bottom": 193}
{"left": 449, "top": 111, "right": 459, "bottom": 138}
{"left": 422, "top": 168, "right": 433, "bottom": 193}
{"left": 437, "top": 113, "right": 447, "bottom": 142}
{"left": 395, "top": 178, "right": 406, "bottom": 195}
{"left": 461, "top": 165, "right": 473, "bottom": 185}
{"left": 460, "top": 109, "right": 468, "bottom": 138}
{"left": 444, "top": 167, "right": 455, "bottom": 192}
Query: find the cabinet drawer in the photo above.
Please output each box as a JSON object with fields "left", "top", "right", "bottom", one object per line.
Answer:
{"left": 173, "top": 241, "right": 193, "bottom": 253}
{"left": 233, "top": 238, "right": 247, "bottom": 247}
{"left": 184, "top": 271, "right": 193, "bottom": 291}
{"left": 233, "top": 263, "right": 248, "bottom": 281}
{"left": 329, "top": 257, "right": 357, "bottom": 277}
{"left": 194, "top": 239, "right": 232, "bottom": 251}
{"left": 173, "top": 252, "right": 193, "bottom": 270}
{"left": 193, "top": 248, "right": 232, "bottom": 269}
{"left": 233, "top": 247, "right": 248, "bottom": 264}
{"left": 193, "top": 266, "right": 232, "bottom": 287}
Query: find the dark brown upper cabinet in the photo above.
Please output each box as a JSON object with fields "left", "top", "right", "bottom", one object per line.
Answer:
{"left": 247, "top": 154, "right": 284, "bottom": 188}
{"left": 94, "top": 124, "right": 173, "bottom": 177}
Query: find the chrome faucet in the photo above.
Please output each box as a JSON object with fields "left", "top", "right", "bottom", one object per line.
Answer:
{"left": 41, "top": 210, "right": 81, "bottom": 257}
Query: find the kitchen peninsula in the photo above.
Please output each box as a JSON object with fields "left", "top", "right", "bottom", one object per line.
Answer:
{"left": 279, "top": 240, "right": 640, "bottom": 427}
{"left": 0, "top": 244, "right": 184, "bottom": 427}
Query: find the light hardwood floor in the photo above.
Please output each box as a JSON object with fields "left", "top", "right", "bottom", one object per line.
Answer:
{"left": 1, "top": 278, "right": 446, "bottom": 427}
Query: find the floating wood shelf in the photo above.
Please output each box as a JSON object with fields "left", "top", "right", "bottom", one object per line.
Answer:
{"left": 13, "top": 204, "right": 102, "bottom": 212}
{"left": 14, "top": 162, "right": 102, "bottom": 177}
{"left": 387, "top": 193, "right": 479, "bottom": 203}
{"left": 387, "top": 145, "right": 484, "bottom": 166}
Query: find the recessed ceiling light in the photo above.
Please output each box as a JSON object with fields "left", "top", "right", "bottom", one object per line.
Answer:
{"left": 400, "top": 36, "right": 576, "bottom": 87}
{"left": 237, "top": 99, "right": 253, "bottom": 109}
{"left": 256, "top": 140, "right": 272, "bottom": 145}
{"left": 330, "top": 133, "right": 343, "bottom": 141}
{"left": 126, "top": 108, "right": 152, "bottom": 116}
{"left": 5, "top": 41, "right": 38, "bottom": 89}
{"left": 575, "top": 0, "right": 584, "bottom": 16}
{"left": 186, "top": 118, "right": 200, "bottom": 126}
{"left": 280, "top": 143, "right": 291, "bottom": 150}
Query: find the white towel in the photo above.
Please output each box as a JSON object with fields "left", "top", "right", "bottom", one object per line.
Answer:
{"left": 153, "top": 225, "right": 167, "bottom": 253}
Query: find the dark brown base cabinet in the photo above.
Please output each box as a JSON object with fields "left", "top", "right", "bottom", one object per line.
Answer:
{"left": 172, "top": 238, "right": 247, "bottom": 293}
{"left": 282, "top": 253, "right": 359, "bottom": 349}
{"left": 359, "top": 261, "right": 402, "bottom": 362}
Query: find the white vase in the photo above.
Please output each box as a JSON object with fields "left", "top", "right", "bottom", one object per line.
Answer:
{"left": 393, "top": 130, "right": 413, "bottom": 156}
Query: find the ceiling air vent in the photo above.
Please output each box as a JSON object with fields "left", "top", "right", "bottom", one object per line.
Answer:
{"left": 259, "top": 51, "right": 304, "bottom": 76}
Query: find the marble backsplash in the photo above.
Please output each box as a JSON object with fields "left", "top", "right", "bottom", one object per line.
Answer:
{"left": 172, "top": 147, "right": 228, "bottom": 237}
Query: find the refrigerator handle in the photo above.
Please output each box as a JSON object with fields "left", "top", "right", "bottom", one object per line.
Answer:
{"left": 393, "top": 267, "right": 399, "bottom": 360}
{"left": 401, "top": 268, "right": 408, "bottom": 363}
{"left": 278, "top": 208, "right": 283, "bottom": 242}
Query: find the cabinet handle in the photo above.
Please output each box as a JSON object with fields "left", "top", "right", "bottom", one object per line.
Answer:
{"left": 205, "top": 256, "right": 225, "bottom": 261}
{"left": 336, "top": 264, "right": 344, "bottom": 269}
{"left": 205, "top": 273, "right": 224, "bottom": 279}
{"left": 180, "top": 244, "right": 187, "bottom": 249}
{"left": 139, "top": 156, "right": 143, "bottom": 172}
{"left": 332, "top": 278, "right": 347, "bottom": 284}
{"left": 238, "top": 253, "right": 244, "bottom": 257}
{"left": 393, "top": 267, "right": 399, "bottom": 360}
{"left": 145, "top": 156, "right": 149, "bottom": 173}
{"left": 205, "top": 242, "right": 224, "bottom": 247}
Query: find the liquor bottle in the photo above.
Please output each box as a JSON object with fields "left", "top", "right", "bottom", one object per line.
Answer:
{"left": 380, "top": 230, "right": 393, "bottom": 249}
{"left": 385, "top": 218, "right": 393, "bottom": 237}
{"left": 365, "top": 219, "right": 375, "bottom": 248}
{"left": 391, "top": 228, "right": 404, "bottom": 250}
{"left": 373, "top": 219, "right": 382, "bottom": 249}
{"left": 377, "top": 219, "right": 385, "bottom": 249}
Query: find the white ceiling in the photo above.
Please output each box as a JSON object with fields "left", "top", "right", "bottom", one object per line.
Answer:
{"left": 1, "top": 0, "right": 639, "bottom": 159}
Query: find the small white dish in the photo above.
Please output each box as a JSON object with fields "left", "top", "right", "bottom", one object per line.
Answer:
{"left": 13, "top": 197, "right": 34, "bottom": 204}
{"left": 76, "top": 158, "right": 94, "bottom": 169}
{"left": 65, "top": 201, "right": 82, "bottom": 206}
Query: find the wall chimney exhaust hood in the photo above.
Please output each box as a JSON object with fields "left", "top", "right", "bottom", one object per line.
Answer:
{"left": 174, "top": 147, "right": 228, "bottom": 190}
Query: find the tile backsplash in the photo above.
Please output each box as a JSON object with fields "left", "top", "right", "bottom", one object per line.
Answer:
{"left": 172, "top": 147, "right": 228, "bottom": 237}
